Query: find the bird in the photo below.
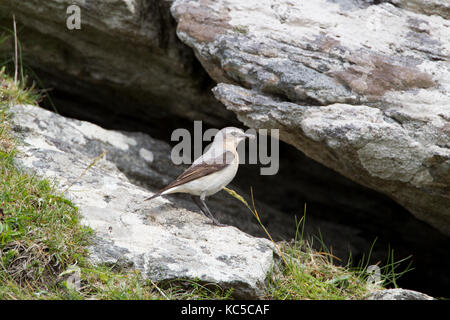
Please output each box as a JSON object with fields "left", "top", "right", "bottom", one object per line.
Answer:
{"left": 145, "top": 127, "right": 256, "bottom": 226}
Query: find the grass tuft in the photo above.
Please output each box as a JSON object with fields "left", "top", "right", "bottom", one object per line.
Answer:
{"left": 225, "top": 187, "right": 412, "bottom": 300}
{"left": 0, "top": 65, "right": 234, "bottom": 300}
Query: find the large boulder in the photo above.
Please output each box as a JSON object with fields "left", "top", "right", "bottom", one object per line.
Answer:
{"left": 0, "top": 0, "right": 236, "bottom": 130}
{"left": 367, "top": 288, "right": 434, "bottom": 300}
{"left": 389, "top": 0, "right": 450, "bottom": 18}
{"left": 171, "top": 0, "right": 450, "bottom": 235}
{"left": 10, "top": 104, "right": 277, "bottom": 298}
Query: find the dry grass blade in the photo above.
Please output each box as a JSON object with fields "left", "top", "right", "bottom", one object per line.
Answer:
{"left": 63, "top": 150, "right": 107, "bottom": 193}
{"left": 2, "top": 240, "right": 58, "bottom": 287}
{"left": 223, "top": 186, "right": 288, "bottom": 266}
{"left": 12, "top": 14, "right": 18, "bottom": 85}
{"left": 150, "top": 280, "right": 169, "bottom": 300}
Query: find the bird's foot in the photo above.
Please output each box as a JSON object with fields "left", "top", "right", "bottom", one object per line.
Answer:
{"left": 207, "top": 218, "right": 227, "bottom": 227}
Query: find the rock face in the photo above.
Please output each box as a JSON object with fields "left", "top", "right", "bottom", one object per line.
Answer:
{"left": 8, "top": 104, "right": 442, "bottom": 299}
{"left": 389, "top": 0, "right": 450, "bottom": 18}
{"left": 0, "top": 0, "right": 236, "bottom": 131}
{"left": 171, "top": 0, "right": 450, "bottom": 235}
{"left": 11, "top": 104, "right": 277, "bottom": 298}
{"left": 367, "top": 288, "right": 434, "bottom": 300}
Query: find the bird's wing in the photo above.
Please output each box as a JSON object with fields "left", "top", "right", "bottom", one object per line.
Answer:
{"left": 158, "top": 151, "right": 235, "bottom": 193}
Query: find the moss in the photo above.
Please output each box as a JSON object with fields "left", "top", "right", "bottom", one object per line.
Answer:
{"left": 233, "top": 25, "right": 249, "bottom": 35}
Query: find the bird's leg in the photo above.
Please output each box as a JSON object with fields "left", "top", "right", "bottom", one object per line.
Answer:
{"left": 200, "top": 192, "right": 226, "bottom": 227}
{"left": 201, "top": 202, "right": 225, "bottom": 227}
{"left": 191, "top": 195, "right": 209, "bottom": 218}
{"left": 191, "top": 195, "right": 225, "bottom": 227}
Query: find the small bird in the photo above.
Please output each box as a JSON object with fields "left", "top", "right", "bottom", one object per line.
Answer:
{"left": 145, "top": 127, "right": 255, "bottom": 226}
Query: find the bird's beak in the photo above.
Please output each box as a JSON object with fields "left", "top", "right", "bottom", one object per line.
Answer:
{"left": 245, "top": 132, "right": 257, "bottom": 140}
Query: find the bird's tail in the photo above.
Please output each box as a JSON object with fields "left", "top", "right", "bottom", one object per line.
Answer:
{"left": 144, "top": 193, "right": 161, "bottom": 201}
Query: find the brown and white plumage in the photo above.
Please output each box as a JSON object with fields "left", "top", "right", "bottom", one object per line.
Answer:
{"left": 145, "top": 127, "right": 255, "bottom": 225}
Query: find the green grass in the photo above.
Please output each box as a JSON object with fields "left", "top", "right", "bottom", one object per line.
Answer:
{"left": 0, "top": 68, "right": 235, "bottom": 300}
{"left": 266, "top": 241, "right": 368, "bottom": 299}
{"left": 0, "top": 24, "right": 411, "bottom": 299}
{"left": 0, "top": 23, "right": 236, "bottom": 299}
{"left": 0, "top": 69, "right": 83, "bottom": 298}
{"left": 263, "top": 234, "right": 411, "bottom": 300}
{"left": 223, "top": 187, "right": 405, "bottom": 300}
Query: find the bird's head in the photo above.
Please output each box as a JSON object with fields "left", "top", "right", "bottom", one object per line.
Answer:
{"left": 214, "top": 127, "right": 256, "bottom": 149}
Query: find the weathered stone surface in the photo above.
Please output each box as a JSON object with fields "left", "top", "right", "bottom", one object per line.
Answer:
{"left": 388, "top": 0, "right": 450, "bottom": 18}
{"left": 9, "top": 105, "right": 393, "bottom": 272}
{"left": 213, "top": 84, "right": 450, "bottom": 235}
{"left": 0, "top": 0, "right": 236, "bottom": 130}
{"left": 367, "top": 288, "right": 434, "bottom": 300}
{"left": 172, "top": 0, "right": 450, "bottom": 235}
{"left": 10, "top": 104, "right": 440, "bottom": 299}
{"left": 10, "top": 104, "right": 276, "bottom": 298}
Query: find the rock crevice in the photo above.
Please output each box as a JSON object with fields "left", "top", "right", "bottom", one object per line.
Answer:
{"left": 172, "top": 0, "right": 450, "bottom": 235}
{"left": 11, "top": 104, "right": 277, "bottom": 299}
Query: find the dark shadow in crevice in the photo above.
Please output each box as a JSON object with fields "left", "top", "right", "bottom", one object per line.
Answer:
{"left": 38, "top": 80, "right": 450, "bottom": 298}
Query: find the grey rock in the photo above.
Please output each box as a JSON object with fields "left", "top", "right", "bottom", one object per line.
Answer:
{"left": 213, "top": 83, "right": 450, "bottom": 235}
{"left": 388, "top": 0, "right": 450, "bottom": 18}
{"left": 171, "top": 0, "right": 450, "bottom": 235}
{"left": 367, "top": 288, "right": 434, "bottom": 300}
{"left": 8, "top": 104, "right": 443, "bottom": 299}
{"left": 0, "top": 0, "right": 235, "bottom": 129}
{"left": 10, "top": 104, "right": 277, "bottom": 298}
